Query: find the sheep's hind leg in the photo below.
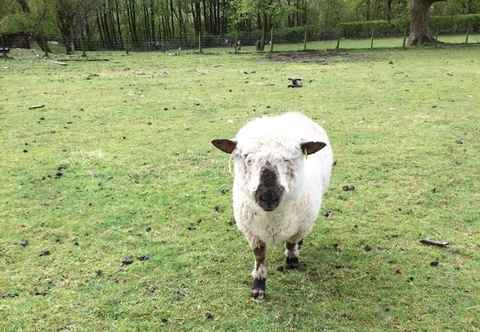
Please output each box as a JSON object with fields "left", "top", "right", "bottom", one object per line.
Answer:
{"left": 251, "top": 239, "right": 267, "bottom": 299}
{"left": 285, "top": 239, "right": 304, "bottom": 269}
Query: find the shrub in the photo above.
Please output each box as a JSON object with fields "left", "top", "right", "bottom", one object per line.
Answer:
{"left": 339, "top": 14, "right": 480, "bottom": 38}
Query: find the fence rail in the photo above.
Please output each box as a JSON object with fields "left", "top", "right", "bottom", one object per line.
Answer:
{"left": 3, "top": 30, "right": 480, "bottom": 55}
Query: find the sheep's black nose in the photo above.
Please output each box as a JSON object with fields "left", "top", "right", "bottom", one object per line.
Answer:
{"left": 255, "top": 188, "right": 282, "bottom": 211}
{"left": 255, "top": 166, "right": 284, "bottom": 211}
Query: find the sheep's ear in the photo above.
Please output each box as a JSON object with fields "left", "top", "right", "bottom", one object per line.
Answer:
{"left": 301, "top": 141, "right": 326, "bottom": 155}
{"left": 211, "top": 139, "right": 237, "bottom": 154}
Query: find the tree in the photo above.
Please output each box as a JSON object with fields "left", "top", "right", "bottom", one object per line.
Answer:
{"left": 22, "top": 0, "right": 55, "bottom": 55}
{"left": 384, "top": 0, "right": 394, "bottom": 21}
{"left": 231, "top": 0, "right": 289, "bottom": 51}
{"left": 76, "top": 0, "right": 98, "bottom": 55}
{"left": 56, "top": 0, "right": 79, "bottom": 54}
{"left": 408, "top": 0, "right": 445, "bottom": 45}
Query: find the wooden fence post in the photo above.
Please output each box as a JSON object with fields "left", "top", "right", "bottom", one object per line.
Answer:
{"left": 336, "top": 30, "right": 342, "bottom": 50}
{"left": 303, "top": 25, "right": 307, "bottom": 51}
{"left": 402, "top": 29, "right": 408, "bottom": 48}
{"left": 270, "top": 26, "right": 274, "bottom": 53}
{"left": 198, "top": 30, "right": 202, "bottom": 53}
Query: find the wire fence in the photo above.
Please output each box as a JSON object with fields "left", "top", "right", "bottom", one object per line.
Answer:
{"left": 3, "top": 30, "right": 480, "bottom": 56}
{"left": 71, "top": 32, "right": 480, "bottom": 54}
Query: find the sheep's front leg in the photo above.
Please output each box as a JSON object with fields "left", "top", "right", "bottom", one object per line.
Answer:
{"left": 285, "top": 239, "right": 303, "bottom": 269}
{"left": 251, "top": 239, "right": 267, "bottom": 299}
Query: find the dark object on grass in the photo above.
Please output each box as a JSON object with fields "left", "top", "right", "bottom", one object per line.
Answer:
{"left": 430, "top": 260, "right": 439, "bottom": 267}
{"left": 420, "top": 239, "right": 449, "bottom": 247}
{"left": 20, "top": 239, "right": 29, "bottom": 247}
{"left": 137, "top": 255, "right": 150, "bottom": 261}
{"left": 343, "top": 185, "right": 355, "bottom": 191}
{"left": 324, "top": 210, "right": 333, "bottom": 218}
{"left": 122, "top": 256, "right": 134, "bottom": 265}
{"left": 39, "top": 250, "right": 50, "bottom": 256}
{"left": 364, "top": 244, "right": 372, "bottom": 252}
{"left": 288, "top": 78, "right": 303, "bottom": 88}
{"left": 55, "top": 166, "right": 66, "bottom": 179}
{"left": 86, "top": 73, "right": 99, "bottom": 80}
{"left": 0, "top": 47, "right": 10, "bottom": 58}
{"left": 29, "top": 104, "right": 45, "bottom": 110}
{"left": 205, "top": 312, "right": 214, "bottom": 320}
{"left": 0, "top": 292, "right": 18, "bottom": 299}
{"left": 220, "top": 188, "right": 229, "bottom": 195}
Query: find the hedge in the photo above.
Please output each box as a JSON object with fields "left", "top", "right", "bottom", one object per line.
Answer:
{"left": 224, "top": 26, "right": 341, "bottom": 44}
{"left": 340, "top": 14, "right": 480, "bottom": 38}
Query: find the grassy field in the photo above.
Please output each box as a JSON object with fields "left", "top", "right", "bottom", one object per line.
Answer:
{"left": 270, "top": 33, "right": 480, "bottom": 52}
{"left": 1, "top": 42, "right": 479, "bottom": 331}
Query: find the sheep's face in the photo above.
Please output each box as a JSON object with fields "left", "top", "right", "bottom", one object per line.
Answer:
{"left": 211, "top": 139, "right": 326, "bottom": 212}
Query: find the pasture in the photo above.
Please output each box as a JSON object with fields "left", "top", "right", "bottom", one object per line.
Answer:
{"left": 0, "top": 43, "right": 479, "bottom": 331}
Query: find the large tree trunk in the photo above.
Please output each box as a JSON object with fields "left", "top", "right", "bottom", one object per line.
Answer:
{"left": 408, "top": 0, "right": 444, "bottom": 46}
{"left": 16, "top": 0, "right": 30, "bottom": 13}
{"left": 115, "top": 0, "right": 124, "bottom": 49}
{"left": 56, "top": 0, "right": 76, "bottom": 54}
{"left": 384, "top": 0, "right": 393, "bottom": 21}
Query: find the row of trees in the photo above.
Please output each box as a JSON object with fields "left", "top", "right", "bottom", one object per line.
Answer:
{"left": 0, "top": 0, "right": 479, "bottom": 53}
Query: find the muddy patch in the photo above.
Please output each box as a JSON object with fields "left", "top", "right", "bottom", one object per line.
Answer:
{"left": 268, "top": 50, "right": 367, "bottom": 64}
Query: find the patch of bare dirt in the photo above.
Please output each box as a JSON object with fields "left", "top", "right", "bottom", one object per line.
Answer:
{"left": 268, "top": 50, "right": 367, "bottom": 64}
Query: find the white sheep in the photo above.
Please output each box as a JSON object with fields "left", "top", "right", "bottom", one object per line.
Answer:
{"left": 212, "top": 112, "right": 333, "bottom": 299}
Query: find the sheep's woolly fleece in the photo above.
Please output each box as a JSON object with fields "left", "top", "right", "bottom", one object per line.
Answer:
{"left": 230, "top": 112, "right": 334, "bottom": 245}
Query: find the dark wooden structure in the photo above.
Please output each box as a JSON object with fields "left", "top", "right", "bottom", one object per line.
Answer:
{"left": 0, "top": 32, "right": 31, "bottom": 49}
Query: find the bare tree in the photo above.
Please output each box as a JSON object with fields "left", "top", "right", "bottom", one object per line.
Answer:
{"left": 56, "top": 0, "right": 79, "bottom": 54}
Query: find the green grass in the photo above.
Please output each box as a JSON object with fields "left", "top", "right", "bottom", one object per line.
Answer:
{"left": 0, "top": 42, "right": 479, "bottom": 331}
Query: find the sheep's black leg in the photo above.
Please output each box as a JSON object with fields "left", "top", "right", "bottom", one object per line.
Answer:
{"left": 251, "top": 240, "right": 267, "bottom": 299}
{"left": 285, "top": 239, "right": 303, "bottom": 269}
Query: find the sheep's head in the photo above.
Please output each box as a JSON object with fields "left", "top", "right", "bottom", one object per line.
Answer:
{"left": 211, "top": 139, "right": 326, "bottom": 212}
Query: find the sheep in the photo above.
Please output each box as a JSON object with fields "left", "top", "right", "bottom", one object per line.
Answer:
{"left": 211, "top": 112, "right": 333, "bottom": 299}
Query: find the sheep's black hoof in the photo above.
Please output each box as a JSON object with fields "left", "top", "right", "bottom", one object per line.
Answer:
{"left": 286, "top": 256, "right": 299, "bottom": 269}
{"left": 252, "top": 278, "right": 266, "bottom": 300}
{"left": 286, "top": 256, "right": 306, "bottom": 270}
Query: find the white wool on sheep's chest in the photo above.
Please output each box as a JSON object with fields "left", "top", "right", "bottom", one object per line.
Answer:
{"left": 231, "top": 112, "right": 333, "bottom": 245}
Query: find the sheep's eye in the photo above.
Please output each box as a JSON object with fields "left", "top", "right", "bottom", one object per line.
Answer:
{"left": 244, "top": 155, "right": 254, "bottom": 166}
